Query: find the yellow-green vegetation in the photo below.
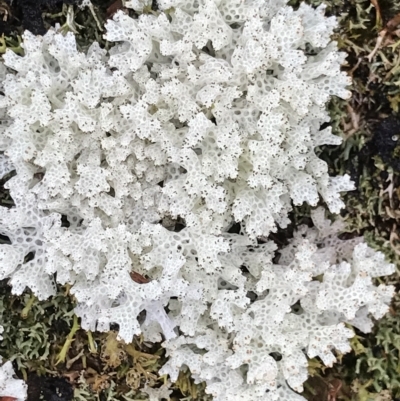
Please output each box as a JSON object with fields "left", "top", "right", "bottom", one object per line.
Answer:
{"left": 0, "top": 281, "right": 212, "bottom": 400}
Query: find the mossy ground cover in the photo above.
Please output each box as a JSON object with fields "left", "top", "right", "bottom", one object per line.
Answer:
{"left": 0, "top": 0, "right": 399, "bottom": 400}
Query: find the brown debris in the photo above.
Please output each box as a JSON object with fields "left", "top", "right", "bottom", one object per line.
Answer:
{"left": 386, "top": 12, "right": 400, "bottom": 32}
{"left": 106, "top": 0, "right": 125, "bottom": 19}
{"left": 370, "top": 0, "right": 382, "bottom": 27}
{"left": 367, "top": 9, "right": 400, "bottom": 62}
{"left": 130, "top": 271, "right": 150, "bottom": 284}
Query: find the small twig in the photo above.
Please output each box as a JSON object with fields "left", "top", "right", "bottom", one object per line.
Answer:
{"left": 20, "top": 294, "right": 36, "bottom": 319}
{"left": 125, "top": 344, "right": 160, "bottom": 361}
{"left": 87, "top": 330, "right": 97, "bottom": 354}
{"left": 367, "top": 10, "right": 400, "bottom": 62}
{"left": 56, "top": 314, "right": 80, "bottom": 365}
{"left": 346, "top": 104, "right": 360, "bottom": 137}
{"left": 59, "top": 5, "right": 81, "bottom": 34}
{"left": 66, "top": 349, "right": 84, "bottom": 370}
{"left": 88, "top": 1, "right": 103, "bottom": 32}
{"left": 381, "top": 172, "right": 394, "bottom": 208}
{"left": 367, "top": 28, "right": 387, "bottom": 62}
{"left": 370, "top": 0, "right": 382, "bottom": 28}
{"left": 348, "top": 57, "right": 362, "bottom": 77}
{"left": 327, "top": 378, "right": 343, "bottom": 401}
{"left": 0, "top": 4, "right": 9, "bottom": 22}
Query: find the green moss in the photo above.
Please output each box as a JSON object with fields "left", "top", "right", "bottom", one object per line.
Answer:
{"left": 0, "top": 282, "right": 212, "bottom": 400}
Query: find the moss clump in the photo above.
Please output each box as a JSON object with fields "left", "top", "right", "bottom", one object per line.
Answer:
{"left": 0, "top": 282, "right": 210, "bottom": 400}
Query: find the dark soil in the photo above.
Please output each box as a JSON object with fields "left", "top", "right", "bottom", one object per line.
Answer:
{"left": 0, "top": 0, "right": 79, "bottom": 35}
{"left": 27, "top": 375, "right": 73, "bottom": 401}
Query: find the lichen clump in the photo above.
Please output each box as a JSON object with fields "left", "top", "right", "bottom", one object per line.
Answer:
{"left": 0, "top": 1, "right": 395, "bottom": 400}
